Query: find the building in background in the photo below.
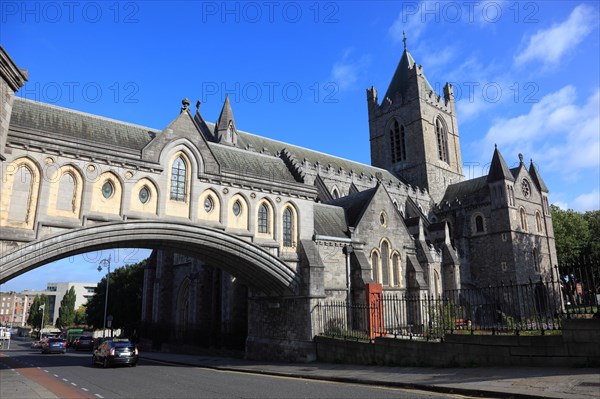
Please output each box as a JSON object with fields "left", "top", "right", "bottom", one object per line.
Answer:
{"left": 0, "top": 291, "right": 30, "bottom": 326}
{"left": 16, "top": 282, "right": 97, "bottom": 326}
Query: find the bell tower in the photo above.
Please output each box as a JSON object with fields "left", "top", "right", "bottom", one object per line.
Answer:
{"left": 367, "top": 34, "right": 464, "bottom": 203}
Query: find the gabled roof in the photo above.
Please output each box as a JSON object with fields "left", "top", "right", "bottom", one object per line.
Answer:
{"left": 10, "top": 97, "right": 157, "bottom": 150}
{"left": 207, "top": 143, "right": 298, "bottom": 182}
{"left": 325, "top": 186, "right": 377, "bottom": 227}
{"left": 314, "top": 174, "right": 334, "bottom": 202}
{"left": 313, "top": 204, "right": 349, "bottom": 238}
{"left": 442, "top": 176, "right": 489, "bottom": 203}
{"left": 487, "top": 146, "right": 514, "bottom": 182}
{"left": 529, "top": 160, "right": 548, "bottom": 193}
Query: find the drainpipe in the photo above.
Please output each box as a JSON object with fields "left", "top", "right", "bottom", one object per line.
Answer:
{"left": 343, "top": 245, "right": 354, "bottom": 304}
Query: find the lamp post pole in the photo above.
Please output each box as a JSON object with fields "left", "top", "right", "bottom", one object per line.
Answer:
{"left": 98, "top": 255, "right": 111, "bottom": 338}
{"left": 39, "top": 304, "right": 45, "bottom": 338}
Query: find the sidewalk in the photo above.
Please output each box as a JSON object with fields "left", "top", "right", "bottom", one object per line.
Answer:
{"left": 0, "top": 361, "right": 58, "bottom": 399}
{"left": 140, "top": 351, "right": 600, "bottom": 399}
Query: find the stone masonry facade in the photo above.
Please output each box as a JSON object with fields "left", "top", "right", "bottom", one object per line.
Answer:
{"left": 0, "top": 43, "right": 557, "bottom": 360}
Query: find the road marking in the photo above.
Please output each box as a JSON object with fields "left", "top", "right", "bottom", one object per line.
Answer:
{"left": 54, "top": 374, "right": 59, "bottom": 377}
{"left": 44, "top": 369, "right": 49, "bottom": 372}
{"left": 71, "top": 383, "right": 77, "bottom": 386}
{"left": 95, "top": 394, "right": 104, "bottom": 398}
{"left": 82, "top": 388, "right": 89, "bottom": 392}
{"left": 62, "top": 378, "right": 68, "bottom": 382}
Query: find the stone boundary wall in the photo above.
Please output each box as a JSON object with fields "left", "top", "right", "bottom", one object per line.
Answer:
{"left": 315, "top": 319, "right": 599, "bottom": 367}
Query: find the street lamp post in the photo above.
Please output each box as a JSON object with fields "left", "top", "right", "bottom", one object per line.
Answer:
{"left": 98, "top": 255, "right": 111, "bottom": 338}
{"left": 39, "top": 303, "right": 45, "bottom": 338}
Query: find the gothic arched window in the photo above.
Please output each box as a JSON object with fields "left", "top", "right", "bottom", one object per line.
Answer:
{"left": 475, "top": 215, "right": 484, "bottom": 233}
{"left": 400, "top": 125, "right": 406, "bottom": 160}
{"left": 381, "top": 240, "right": 390, "bottom": 286}
{"left": 258, "top": 203, "right": 269, "bottom": 234}
{"left": 389, "top": 120, "right": 406, "bottom": 163}
{"left": 331, "top": 187, "right": 340, "bottom": 199}
{"left": 533, "top": 248, "right": 540, "bottom": 272}
{"left": 283, "top": 207, "right": 294, "bottom": 247}
{"left": 435, "top": 117, "right": 449, "bottom": 163}
{"left": 392, "top": 253, "right": 401, "bottom": 288}
{"left": 371, "top": 251, "right": 381, "bottom": 284}
{"left": 536, "top": 211, "right": 543, "bottom": 233}
{"left": 520, "top": 208, "right": 528, "bottom": 231}
{"left": 170, "top": 156, "right": 187, "bottom": 201}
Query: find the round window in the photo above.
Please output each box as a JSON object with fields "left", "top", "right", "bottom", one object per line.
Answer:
{"left": 233, "top": 200, "right": 242, "bottom": 216}
{"left": 204, "top": 196, "right": 214, "bottom": 213}
{"left": 139, "top": 186, "right": 150, "bottom": 204}
{"left": 379, "top": 212, "right": 387, "bottom": 226}
{"left": 101, "top": 181, "right": 114, "bottom": 199}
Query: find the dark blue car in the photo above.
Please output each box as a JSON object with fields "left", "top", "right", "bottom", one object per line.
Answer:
{"left": 41, "top": 338, "right": 66, "bottom": 354}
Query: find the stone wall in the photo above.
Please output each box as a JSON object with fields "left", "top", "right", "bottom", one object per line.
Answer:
{"left": 316, "top": 319, "right": 600, "bottom": 367}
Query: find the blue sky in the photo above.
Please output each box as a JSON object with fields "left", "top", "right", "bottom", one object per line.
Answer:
{"left": 1, "top": 1, "right": 599, "bottom": 292}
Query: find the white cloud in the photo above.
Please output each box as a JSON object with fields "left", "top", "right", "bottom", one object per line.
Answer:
{"left": 572, "top": 189, "right": 600, "bottom": 211}
{"left": 482, "top": 86, "right": 600, "bottom": 178}
{"left": 388, "top": 1, "right": 429, "bottom": 43}
{"left": 330, "top": 49, "right": 371, "bottom": 91}
{"left": 515, "top": 4, "right": 599, "bottom": 68}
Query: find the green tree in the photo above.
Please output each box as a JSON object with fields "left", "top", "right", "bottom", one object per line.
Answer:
{"left": 27, "top": 295, "right": 49, "bottom": 334}
{"left": 85, "top": 259, "right": 146, "bottom": 336}
{"left": 55, "top": 287, "right": 77, "bottom": 329}
{"left": 74, "top": 305, "right": 87, "bottom": 326}
{"left": 583, "top": 210, "right": 600, "bottom": 261}
{"left": 551, "top": 206, "right": 600, "bottom": 305}
{"left": 551, "top": 205, "right": 590, "bottom": 265}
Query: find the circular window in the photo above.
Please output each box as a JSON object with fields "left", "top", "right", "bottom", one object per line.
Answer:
{"left": 139, "top": 186, "right": 150, "bottom": 204}
{"left": 204, "top": 196, "right": 214, "bottom": 213}
{"left": 101, "top": 181, "right": 114, "bottom": 199}
{"left": 232, "top": 200, "right": 242, "bottom": 216}
{"left": 521, "top": 179, "right": 531, "bottom": 198}
{"left": 379, "top": 211, "right": 387, "bottom": 226}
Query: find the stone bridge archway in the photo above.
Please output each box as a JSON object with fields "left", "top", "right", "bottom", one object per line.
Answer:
{"left": 0, "top": 220, "right": 302, "bottom": 296}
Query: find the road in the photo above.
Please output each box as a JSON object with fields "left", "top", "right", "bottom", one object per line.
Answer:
{"left": 0, "top": 337, "right": 469, "bottom": 399}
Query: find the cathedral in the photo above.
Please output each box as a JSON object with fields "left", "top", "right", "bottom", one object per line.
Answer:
{"left": 140, "top": 43, "right": 557, "bottom": 347}
{"left": 0, "top": 42, "right": 557, "bottom": 354}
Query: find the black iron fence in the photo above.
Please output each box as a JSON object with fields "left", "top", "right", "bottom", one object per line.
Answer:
{"left": 315, "top": 264, "right": 599, "bottom": 341}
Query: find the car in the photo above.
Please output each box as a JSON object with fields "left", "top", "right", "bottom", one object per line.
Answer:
{"left": 41, "top": 338, "right": 66, "bottom": 354}
{"left": 92, "top": 338, "right": 138, "bottom": 368}
{"left": 68, "top": 336, "right": 81, "bottom": 348}
{"left": 74, "top": 336, "right": 95, "bottom": 351}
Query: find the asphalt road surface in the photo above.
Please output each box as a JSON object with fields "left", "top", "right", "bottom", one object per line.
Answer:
{"left": 1, "top": 338, "right": 470, "bottom": 399}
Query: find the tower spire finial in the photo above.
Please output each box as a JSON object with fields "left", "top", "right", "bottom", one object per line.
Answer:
{"left": 403, "top": 31, "right": 407, "bottom": 50}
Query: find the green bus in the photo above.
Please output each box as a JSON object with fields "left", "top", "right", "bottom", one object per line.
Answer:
{"left": 66, "top": 328, "right": 84, "bottom": 346}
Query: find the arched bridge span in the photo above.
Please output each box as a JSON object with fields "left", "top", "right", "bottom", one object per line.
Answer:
{"left": 0, "top": 220, "right": 301, "bottom": 296}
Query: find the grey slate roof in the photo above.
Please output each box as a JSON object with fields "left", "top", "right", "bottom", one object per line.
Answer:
{"left": 325, "top": 186, "right": 377, "bottom": 227}
{"left": 487, "top": 146, "right": 514, "bottom": 182}
{"left": 384, "top": 49, "right": 435, "bottom": 101}
{"left": 313, "top": 204, "right": 349, "bottom": 238}
{"left": 207, "top": 143, "right": 298, "bottom": 182}
{"left": 10, "top": 98, "right": 405, "bottom": 188}
{"left": 442, "top": 176, "right": 489, "bottom": 203}
{"left": 529, "top": 160, "right": 548, "bottom": 192}
{"left": 11, "top": 97, "right": 158, "bottom": 150}
{"left": 235, "top": 130, "right": 400, "bottom": 183}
